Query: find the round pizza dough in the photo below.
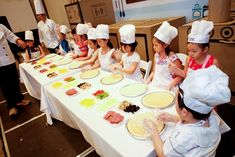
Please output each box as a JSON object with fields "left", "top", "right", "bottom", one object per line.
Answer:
{"left": 142, "top": 92, "right": 175, "bottom": 108}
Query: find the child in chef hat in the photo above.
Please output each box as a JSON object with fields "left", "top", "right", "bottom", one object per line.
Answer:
{"left": 112, "top": 24, "right": 143, "bottom": 82}
{"left": 91, "top": 24, "right": 121, "bottom": 72}
{"left": 144, "top": 65, "right": 231, "bottom": 157}
{"left": 74, "top": 23, "right": 90, "bottom": 58}
{"left": 145, "top": 21, "right": 182, "bottom": 90}
{"left": 23, "top": 30, "right": 45, "bottom": 62}
{"left": 79, "top": 27, "right": 99, "bottom": 68}
{"left": 56, "top": 25, "right": 70, "bottom": 56}
{"left": 169, "top": 20, "right": 220, "bottom": 78}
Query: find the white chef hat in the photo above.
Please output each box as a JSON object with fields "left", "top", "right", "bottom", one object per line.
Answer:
{"left": 180, "top": 65, "right": 231, "bottom": 114}
{"left": 87, "top": 28, "right": 96, "bottom": 40}
{"left": 95, "top": 24, "right": 109, "bottom": 39}
{"left": 60, "top": 25, "right": 69, "bottom": 35}
{"left": 25, "top": 30, "right": 34, "bottom": 41}
{"left": 154, "top": 21, "right": 178, "bottom": 45}
{"left": 34, "top": 0, "right": 46, "bottom": 15}
{"left": 188, "top": 20, "right": 214, "bottom": 44}
{"left": 119, "top": 24, "right": 135, "bottom": 44}
{"left": 76, "top": 23, "right": 89, "bottom": 35}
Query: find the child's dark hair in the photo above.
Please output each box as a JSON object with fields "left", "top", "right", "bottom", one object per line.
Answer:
{"left": 155, "top": 38, "right": 171, "bottom": 56}
{"left": 120, "top": 41, "right": 138, "bottom": 52}
{"left": 91, "top": 40, "right": 100, "bottom": 48}
{"left": 107, "top": 39, "right": 113, "bottom": 49}
{"left": 178, "top": 87, "right": 211, "bottom": 120}
{"left": 71, "top": 28, "right": 76, "bottom": 35}
{"left": 197, "top": 43, "right": 210, "bottom": 49}
{"left": 72, "top": 28, "right": 88, "bottom": 40}
{"left": 188, "top": 42, "right": 210, "bottom": 49}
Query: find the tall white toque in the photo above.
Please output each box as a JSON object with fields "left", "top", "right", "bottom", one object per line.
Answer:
{"left": 188, "top": 20, "right": 214, "bottom": 44}
{"left": 119, "top": 24, "right": 136, "bottom": 44}
{"left": 180, "top": 65, "right": 231, "bottom": 114}
{"left": 87, "top": 28, "right": 96, "bottom": 40}
{"left": 95, "top": 24, "right": 109, "bottom": 39}
{"left": 154, "top": 21, "right": 178, "bottom": 45}
{"left": 76, "top": 23, "right": 89, "bottom": 35}
{"left": 25, "top": 30, "right": 34, "bottom": 41}
{"left": 34, "top": 0, "right": 46, "bottom": 15}
{"left": 60, "top": 25, "right": 69, "bottom": 35}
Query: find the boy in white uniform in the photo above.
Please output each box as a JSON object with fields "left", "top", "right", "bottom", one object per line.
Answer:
{"left": 112, "top": 24, "right": 143, "bottom": 82}
{"left": 145, "top": 66, "right": 231, "bottom": 157}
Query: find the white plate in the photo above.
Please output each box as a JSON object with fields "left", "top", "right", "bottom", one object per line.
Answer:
{"left": 68, "top": 61, "right": 83, "bottom": 69}
{"left": 126, "top": 112, "right": 165, "bottom": 140}
{"left": 80, "top": 69, "right": 100, "bottom": 79}
{"left": 119, "top": 83, "right": 148, "bottom": 97}
{"left": 57, "top": 57, "right": 73, "bottom": 66}
{"left": 44, "top": 53, "right": 57, "bottom": 59}
{"left": 103, "top": 110, "right": 125, "bottom": 127}
{"left": 100, "top": 74, "right": 123, "bottom": 85}
{"left": 49, "top": 55, "right": 64, "bottom": 62}
{"left": 142, "top": 91, "right": 175, "bottom": 109}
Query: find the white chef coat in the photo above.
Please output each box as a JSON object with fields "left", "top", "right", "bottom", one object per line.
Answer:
{"left": 98, "top": 48, "right": 115, "bottom": 72}
{"left": 122, "top": 52, "right": 143, "bottom": 82}
{"left": 163, "top": 114, "right": 221, "bottom": 157}
{"left": 38, "top": 18, "right": 59, "bottom": 49}
{"left": 0, "top": 24, "right": 18, "bottom": 67}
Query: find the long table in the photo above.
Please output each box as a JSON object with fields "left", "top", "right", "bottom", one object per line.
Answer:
{"left": 40, "top": 70, "right": 176, "bottom": 157}
{"left": 19, "top": 55, "right": 81, "bottom": 124}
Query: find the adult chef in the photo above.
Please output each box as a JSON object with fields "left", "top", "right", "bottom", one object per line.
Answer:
{"left": 0, "top": 24, "right": 31, "bottom": 116}
{"left": 34, "top": 0, "right": 59, "bottom": 54}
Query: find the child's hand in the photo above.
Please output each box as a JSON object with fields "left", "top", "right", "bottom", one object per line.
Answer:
{"left": 157, "top": 112, "right": 178, "bottom": 123}
{"left": 167, "top": 82, "right": 174, "bottom": 91}
{"left": 110, "top": 64, "right": 121, "bottom": 73}
{"left": 143, "top": 119, "right": 158, "bottom": 134}
{"left": 168, "top": 63, "right": 179, "bottom": 75}
{"left": 81, "top": 65, "right": 92, "bottom": 72}
{"left": 55, "top": 49, "right": 61, "bottom": 55}
{"left": 110, "top": 64, "right": 116, "bottom": 72}
{"left": 144, "top": 78, "right": 151, "bottom": 84}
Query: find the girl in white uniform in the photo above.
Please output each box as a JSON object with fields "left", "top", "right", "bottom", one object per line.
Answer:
{"left": 169, "top": 20, "right": 220, "bottom": 78}
{"left": 24, "top": 30, "right": 45, "bottom": 62}
{"left": 144, "top": 66, "right": 231, "bottom": 157}
{"left": 91, "top": 24, "right": 121, "bottom": 72}
{"left": 146, "top": 21, "right": 182, "bottom": 91}
{"left": 112, "top": 24, "right": 143, "bottom": 82}
{"left": 79, "top": 28, "right": 99, "bottom": 68}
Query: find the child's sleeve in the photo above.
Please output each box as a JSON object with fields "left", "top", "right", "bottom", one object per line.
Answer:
{"left": 163, "top": 130, "right": 197, "bottom": 156}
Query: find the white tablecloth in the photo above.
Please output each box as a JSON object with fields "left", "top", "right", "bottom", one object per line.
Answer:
{"left": 41, "top": 70, "right": 177, "bottom": 157}
{"left": 19, "top": 57, "right": 81, "bottom": 124}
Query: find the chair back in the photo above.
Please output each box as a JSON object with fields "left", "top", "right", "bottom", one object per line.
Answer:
{"left": 140, "top": 60, "right": 152, "bottom": 80}
{"left": 177, "top": 53, "right": 188, "bottom": 66}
